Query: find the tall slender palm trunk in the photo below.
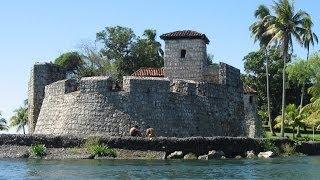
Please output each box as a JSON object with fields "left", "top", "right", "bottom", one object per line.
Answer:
{"left": 281, "top": 37, "right": 289, "bottom": 138}
{"left": 265, "top": 49, "right": 275, "bottom": 135}
{"left": 296, "top": 83, "right": 305, "bottom": 137}
{"left": 297, "top": 49, "right": 310, "bottom": 137}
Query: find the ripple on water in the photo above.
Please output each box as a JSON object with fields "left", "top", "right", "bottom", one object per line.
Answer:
{"left": 0, "top": 156, "right": 320, "bottom": 179}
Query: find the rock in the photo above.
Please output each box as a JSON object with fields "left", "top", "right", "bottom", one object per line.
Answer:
{"left": 235, "top": 155, "right": 242, "bottom": 159}
{"left": 183, "top": 153, "right": 197, "bottom": 160}
{"left": 198, "top": 155, "right": 208, "bottom": 160}
{"left": 258, "top": 151, "right": 275, "bottom": 158}
{"left": 207, "top": 150, "right": 225, "bottom": 159}
{"left": 167, "top": 151, "right": 183, "bottom": 159}
{"left": 246, "top": 150, "right": 256, "bottom": 158}
{"left": 221, "top": 156, "right": 226, "bottom": 159}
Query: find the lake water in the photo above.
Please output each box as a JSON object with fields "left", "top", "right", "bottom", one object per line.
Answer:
{"left": 1, "top": 156, "right": 320, "bottom": 179}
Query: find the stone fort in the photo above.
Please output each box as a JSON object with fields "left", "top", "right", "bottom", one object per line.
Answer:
{"left": 28, "top": 30, "right": 261, "bottom": 138}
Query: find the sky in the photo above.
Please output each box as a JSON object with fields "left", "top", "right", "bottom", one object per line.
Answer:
{"left": 0, "top": 0, "right": 320, "bottom": 131}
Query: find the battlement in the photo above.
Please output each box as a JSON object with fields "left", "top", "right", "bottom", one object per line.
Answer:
{"left": 45, "top": 79, "right": 78, "bottom": 95}
{"left": 41, "top": 63, "right": 241, "bottom": 99}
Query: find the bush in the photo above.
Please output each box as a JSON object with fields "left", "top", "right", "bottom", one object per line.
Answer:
{"left": 88, "top": 144, "right": 117, "bottom": 157}
{"left": 54, "top": 52, "right": 83, "bottom": 72}
{"left": 30, "top": 144, "right": 46, "bottom": 157}
{"left": 83, "top": 136, "right": 102, "bottom": 148}
{"left": 262, "top": 140, "right": 280, "bottom": 154}
{"left": 280, "top": 143, "right": 296, "bottom": 156}
{"left": 84, "top": 136, "right": 117, "bottom": 157}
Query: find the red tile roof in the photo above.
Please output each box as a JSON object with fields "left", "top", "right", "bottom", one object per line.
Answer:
{"left": 131, "top": 67, "right": 164, "bottom": 77}
{"left": 243, "top": 85, "right": 257, "bottom": 94}
{"left": 160, "top": 30, "right": 210, "bottom": 44}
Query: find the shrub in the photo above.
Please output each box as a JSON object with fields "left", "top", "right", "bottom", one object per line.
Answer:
{"left": 84, "top": 136, "right": 117, "bottom": 157}
{"left": 281, "top": 143, "right": 296, "bottom": 156}
{"left": 262, "top": 140, "right": 280, "bottom": 154}
{"left": 83, "top": 136, "right": 102, "bottom": 148}
{"left": 88, "top": 144, "right": 117, "bottom": 157}
{"left": 30, "top": 144, "right": 46, "bottom": 157}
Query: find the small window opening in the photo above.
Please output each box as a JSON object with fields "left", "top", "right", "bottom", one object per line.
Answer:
{"left": 249, "top": 96, "right": 253, "bottom": 104}
{"left": 180, "top": 49, "right": 186, "bottom": 58}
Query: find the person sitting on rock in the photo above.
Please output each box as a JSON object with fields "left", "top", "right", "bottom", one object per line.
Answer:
{"left": 129, "top": 125, "right": 142, "bottom": 137}
{"left": 145, "top": 126, "right": 155, "bottom": 138}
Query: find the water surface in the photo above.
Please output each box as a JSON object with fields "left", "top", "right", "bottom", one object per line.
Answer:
{"left": 1, "top": 156, "right": 320, "bottom": 179}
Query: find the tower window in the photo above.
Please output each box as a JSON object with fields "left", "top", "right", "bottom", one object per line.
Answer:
{"left": 249, "top": 96, "right": 253, "bottom": 104}
{"left": 180, "top": 49, "right": 186, "bottom": 58}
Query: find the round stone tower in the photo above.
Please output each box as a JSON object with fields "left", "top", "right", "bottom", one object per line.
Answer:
{"left": 160, "top": 30, "right": 210, "bottom": 81}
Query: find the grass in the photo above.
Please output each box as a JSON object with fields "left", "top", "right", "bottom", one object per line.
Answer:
{"left": 264, "top": 131, "right": 320, "bottom": 141}
{"left": 88, "top": 144, "right": 117, "bottom": 157}
{"left": 30, "top": 144, "right": 47, "bottom": 157}
{"left": 83, "top": 136, "right": 117, "bottom": 157}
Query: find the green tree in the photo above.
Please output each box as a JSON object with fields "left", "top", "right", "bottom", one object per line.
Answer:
{"left": 54, "top": 51, "right": 83, "bottom": 73}
{"left": 96, "top": 26, "right": 164, "bottom": 79}
{"left": 130, "top": 29, "right": 164, "bottom": 71}
{"left": 77, "top": 41, "right": 116, "bottom": 77}
{"left": 250, "top": 5, "right": 275, "bottom": 135}
{"left": 10, "top": 100, "right": 28, "bottom": 134}
{"left": 287, "top": 59, "right": 313, "bottom": 136}
{"left": 243, "top": 48, "right": 302, "bottom": 128}
{"left": 0, "top": 112, "right": 8, "bottom": 131}
{"left": 263, "top": 0, "right": 312, "bottom": 137}
{"left": 96, "top": 26, "right": 136, "bottom": 78}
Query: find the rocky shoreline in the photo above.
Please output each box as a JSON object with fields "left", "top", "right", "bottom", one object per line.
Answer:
{"left": 0, "top": 134, "right": 319, "bottom": 160}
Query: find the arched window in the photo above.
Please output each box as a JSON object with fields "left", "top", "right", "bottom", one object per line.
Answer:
{"left": 180, "top": 49, "right": 186, "bottom": 58}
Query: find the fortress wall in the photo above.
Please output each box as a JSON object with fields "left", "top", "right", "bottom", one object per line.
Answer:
{"left": 80, "top": 76, "right": 113, "bottom": 93}
{"left": 28, "top": 63, "right": 66, "bottom": 134}
{"left": 34, "top": 74, "right": 245, "bottom": 137}
{"left": 123, "top": 76, "right": 170, "bottom": 93}
{"left": 44, "top": 79, "right": 78, "bottom": 95}
{"left": 243, "top": 94, "right": 262, "bottom": 138}
{"left": 219, "top": 62, "right": 242, "bottom": 88}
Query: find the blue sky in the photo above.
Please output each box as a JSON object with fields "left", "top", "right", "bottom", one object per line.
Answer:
{"left": 0, "top": 0, "right": 319, "bottom": 127}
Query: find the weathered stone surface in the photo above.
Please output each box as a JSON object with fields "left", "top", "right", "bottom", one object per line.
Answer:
{"left": 33, "top": 64, "right": 246, "bottom": 137}
{"left": 28, "top": 63, "right": 66, "bottom": 134}
{"left": 235, "top": 155, "right": 242, "bottom": 159}
{"left": 207, "top": 150, "right": 225, "bottom": 159}
{"left": 246, "top": 150, "right": 256, "bottom": 158}
{"left": 167, "top": 151, "right": 183, "bottom": 159}
{"left": 243, "top": 94, "right": 262, "bottom": 138}
{"left": 183, "top": 153, "right": 197, "bottom": 160}
{"left": 258, "top": 151, "right": 275, "bottom": 158}
{"left": 198, "top": 155, "right": 208, "bottom": 160}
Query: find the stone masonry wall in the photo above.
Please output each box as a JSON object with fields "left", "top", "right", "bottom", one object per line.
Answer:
{"left": 164, "top": 39, "right": 207, "bottom": 81}
{"left": 243, "top": 94, "right": 262, "bottom": 138}
{"left": 28, "top": 63, "right": 66, "bottom": 134}
{"left": 34, "top": 63, "right": 246, "bottom": 137}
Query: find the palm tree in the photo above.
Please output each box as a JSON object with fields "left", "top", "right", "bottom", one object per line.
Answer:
{"left": 0, "top": 112, "right": 8, "bottom": 131}
{"left": 275, "top": 104, "right": 302, "bottom": 138}
{"left": 302, "top": 98, "right": 320, "bottom": 140}
{"left": 10, "top": 105, "right": 28, "bottom": 134}
{"left": 264, "top": 0, "right": 311, "bottom": 137}
{"left": 301, "top": 18, "right": 318, "bottom": 61}
{"left": 287, "top": 59, "right": 313, "bottom": 137}
{"left": 250, "top": 5, "right": 275, "bottom": 135}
